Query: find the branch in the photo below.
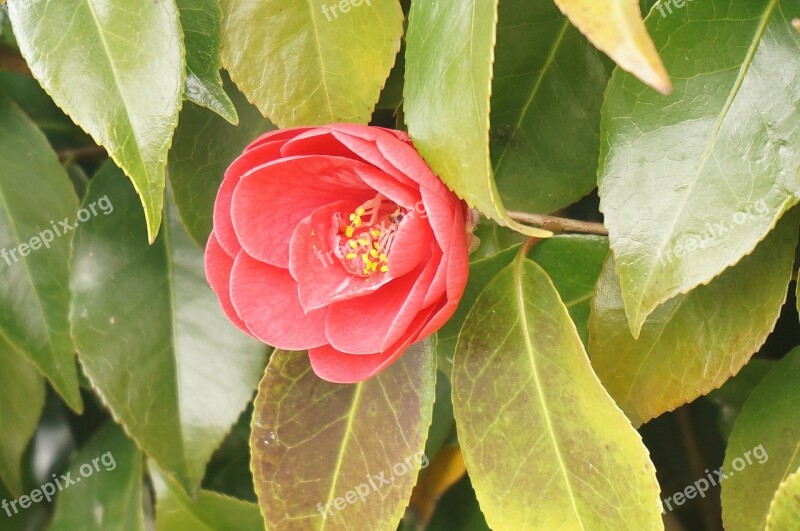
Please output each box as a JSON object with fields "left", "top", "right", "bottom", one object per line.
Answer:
{"left": 0, "top": 45, "right": 31, "bottom": 77}
{"left": 58, "top": 145, "right": 107, "bottom": 162}
{"left": 507, "top": 210, "right": 608, "bottom": 236}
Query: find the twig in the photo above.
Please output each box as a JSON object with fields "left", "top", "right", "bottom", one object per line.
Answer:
{"left": 0, "top": 45, "right": 31, "bottom": 77}
{"left": 57, "top": 145, "right": 107, "bottom": 162}
{"left": 507, "top": 210, "right": 608, "bottom": 236}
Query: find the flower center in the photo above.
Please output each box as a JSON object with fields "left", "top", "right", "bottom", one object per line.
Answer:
{"left": 335, "top": 196, "right": 405, "bottom": 278}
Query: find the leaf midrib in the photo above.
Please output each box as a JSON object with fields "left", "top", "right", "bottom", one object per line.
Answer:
{"left": 513, "top": 257, "right": 585, "bottom": 530}
{"left": 631, "top": 0, "right": 779, "bottom": 327}
{"left": 318, "top": 382, "right": 364, "bottom": 530}
{"left": 81, "top": 0, "right": 151, "bottom": 195}
{"left": 303, "top": 0, "right": 335, "bottom": 122}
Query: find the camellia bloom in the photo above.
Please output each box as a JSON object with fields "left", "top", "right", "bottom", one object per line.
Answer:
{"left": 205, "top": 124, "right": 470, "bottom": 383}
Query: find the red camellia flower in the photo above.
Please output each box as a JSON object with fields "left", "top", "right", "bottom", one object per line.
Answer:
{"left": 205, "top": 124, "right": 470, "bottom": 383}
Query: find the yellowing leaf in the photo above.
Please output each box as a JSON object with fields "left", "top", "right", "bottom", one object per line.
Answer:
{"left": 452, "top": 251, "right": 662, "bottom": 529}
{"left": 554, "top": 0, "right": 670, "bottom": 94}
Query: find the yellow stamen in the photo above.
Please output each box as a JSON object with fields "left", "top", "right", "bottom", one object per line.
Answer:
{"left": 346, "top": 253, "right": 356, "bottom": 260}
{"left": 345, "top": 226, "right": 354, "bottom": 238}
{"left": 380, "top": 265, "right": 388, "bottom": 273}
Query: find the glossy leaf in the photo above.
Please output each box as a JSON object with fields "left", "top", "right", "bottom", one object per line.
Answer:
{"left": 404, "top": 0, "right": 551, "bottom": 238}
{"left": 70, "top": 163, "right": 268, "bottom": 492}
{"left": 177, "top": 0, "right": 238, "bottom": 124}
{"left": 554, "top": 0, "right": 670, "bottom": 94}
{"left": 0, "top": 92, "right": 81, "bottom": 411}
{"left": 7, "top": 0, "right": 185, "bottom": 242}
{"left": 721, "top": 346, "right": 800, "bottom": 531}
{"left": 452, "top": 252, "right": 661, "bottom": 529}
{"left": 766, "top": 469, "right": 800, "bottom": 530}
{"left": 0, "top": 339, "right": 45, "bottom": 496}
{"left": 599, "top": 0, "right": 800, "bottom": 335}
{"left": 49, "top": 422, "right": 145, "bottom": 531}
{"left": 168, "top": 75, "right": 274, "bottom": 247}
{"left": 251, "top": 344, "right": 435, "bottom": 530}
{"left": 150, "top": 461, "right": 263, "bottom": 531}
{"left": 220, "top": 0, "right": 403, "bottom": 127}
{"left": 491, "top": 0, "right": 608, "bottom": 213}
{"left": 590, "top": 212, "right": 797, "bottom": 425}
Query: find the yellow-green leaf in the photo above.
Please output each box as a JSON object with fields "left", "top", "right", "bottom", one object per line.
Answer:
{"left": 553, "top": 0, "right": 670, "bottom": 94}
{"left": 590, "top": 211, "right": 798, "bottom": 425}
{"left": 766, "top": 468, "right": 800, "bottom": 530}
{"left": 452, "top": 251, "right": 661, "bottom": 529}
{"left": 220, "top": 0, "right": 403, "bottom": 127}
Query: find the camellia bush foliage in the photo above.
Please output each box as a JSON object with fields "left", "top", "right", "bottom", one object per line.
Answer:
{"left": 0, "top": 0, "right": 799, "bottom": 529}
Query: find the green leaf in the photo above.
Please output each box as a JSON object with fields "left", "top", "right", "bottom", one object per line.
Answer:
{"left": 590, "top": 211, "right": 798, "bottom": 425}
{"left": 404, "top": 0, "right": 551, "bottom": 238}
{"left": 0, "top": 338, "right": 44, "bottom": 496}
{"left": 168, "top": 75, "right": 274, "bottom": 247}
{"left": 528, "top": 235, "right": 607, "bottom": 346}
{"left": 7, "top": 0, "right": 185, "bottom": 242}
{"left": 251, "top": 344, "right": 435, "bottom": 530}
{"left": 177, "top": 0, "right": 238, "bottom": 125}
{"left": 721, "top": 346, "right": 800, "bottom": 531}
{"left": 452, "top": 251, "right": 661, "bottom": 530}
{"left": 49, "top": 422, "right": 145, "bottom": 531}
{"left": 0, "top": 72, "right": 92, "bottom": 149}
{"left": 426, "top": 477, "right": 490, "bottom": 531}
{"left": 599, "top": 0, "right": 800, "bottom": 335}
{"left": 707, "top": 359, "right": 774, "bottom": 441}
{"left": 0, "top": 92, "right": 81, "bottom": 412}
{"left": 150, "top": 461, "right": 263, "bottom": 531}
{"left": 220, "top": 0, "right": 403, "bottom": 127}
{"left": 766, "top": 468, "right": 800, "bottom": 530}
{"left": 70, "top": 163, "right": 268, "bottom": 493}
{"left": 491, "top": 0, "right": 608, "bottom": 213}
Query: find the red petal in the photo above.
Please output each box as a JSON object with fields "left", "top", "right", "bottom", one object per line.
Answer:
{"left": 214, "top": 140, "right": 286, "bottom": 256}
{"left": 229, "top": 253, "right": 327, "bottom": 350}
{"left": 308, "top": 304, "right": 437, "bottom": 383}
{"left": 245, "top": 127, "right": 313, "bottom": 151}
{"left": 230, "top": 156, "right": 374, "bottom": 268}
{"left": 325, "top": 256, "right": 438, "bottom": 354}
{"left": 351, "top": 165, "right": 421, "bottom": 209}
{"left": 289, "top": 200, "right": 395, "bottom": 311}
{"left": 280, "top": 129, "right": 362, "bottom": 160}
{"left": 328, "top": 129, "right": 418, "bottom": 190}
{"left": 383, "top": 209, "right": 434, "bottom": 279}
{"left": 205, "top": 232, "right": 251, "bottom": 335}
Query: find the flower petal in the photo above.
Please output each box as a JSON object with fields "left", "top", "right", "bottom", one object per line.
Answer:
{"left": 245, "top": 127, "right": 313, "bottom": 152}
{"left": 308, "top": 304, "right": 437, "bottom": 383}
{"left": 325, "top": 255, "right": 438, "bottom": 354}
{"left": 280, "top": 129, "right": 361, "bottom": 159}
{"left": 231, "top": 155, "right": 375, "bottom": 268}
{"left": 289, "top": 200, "right": 396, "bottom": 311}
{"left": 214, "top": 140, "right": 286, "bottom": 256}
{"left": 229, "top": 253, "right": 327, "bottom": 350}
{"left": 205, "top": 232, "right": 251, "bottom": 335}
